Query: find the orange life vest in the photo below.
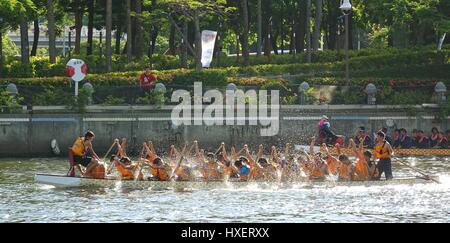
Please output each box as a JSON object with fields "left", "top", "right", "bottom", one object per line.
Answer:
{"left": 71, "top": 137, "right": 86, "bottom": 156}
{"left": 375, "top": 141, "right": 391, "bottom": 159}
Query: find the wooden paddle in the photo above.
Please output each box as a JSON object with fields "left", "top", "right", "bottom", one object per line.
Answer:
{"left": 101, "top": 140, "right": 118, "bottom": 172}
{"left": 395, "top": 158, "right": 440, "bottom": 183}
{"left": 169, "top": 144, "right": 188, "bottom": 180}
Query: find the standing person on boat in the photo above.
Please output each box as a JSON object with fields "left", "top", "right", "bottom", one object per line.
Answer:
{"left": 399, "top": 128, "right": 413, "bottom": 149}
{"left": 374, "top": 131, "right": 394, "bottom": 180}
{"left": 71, "top": 131, "right": 102, "bottom": 178}
{"left": 317, "top": 115, "right": 338, "bottom": 145}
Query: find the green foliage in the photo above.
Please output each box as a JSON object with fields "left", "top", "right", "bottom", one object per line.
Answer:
{"left": 32, "top": 86, "right": 71, "bottom": 105}
{"left": 65, "top": 87, "right": 90, "bottom": 113}
{"left": 135, "top": 89, "right": 167, "bottom": 107}
{"left": 0, "top": 88, "right": 23, "bottom": 113}
{"left": 102, "top": 95, "right": 125, "bottom": 105}
{"left": 330, "top": 88, "right": 366, "bottom": 105}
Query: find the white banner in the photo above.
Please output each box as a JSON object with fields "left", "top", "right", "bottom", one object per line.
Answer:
{"left": 201, "top": 30, "right": 217, "bottom": 68}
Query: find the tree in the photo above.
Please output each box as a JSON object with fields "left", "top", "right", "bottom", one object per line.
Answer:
{"left": 256, "top": 0, "right": 262, "bottom": 56}
{"left": 126, "top": 0, "right": 132, "bottom": 62}
{"left": 47, "top": 0, "right": 56, "bottom": 62}
{"left": 306, "top": 0, "right": 311, "bottom": 62}
{"left": 133, "top": 0, "right": 143, "bottom": 58}
{"left": 160, "top": 0, "right": 229, "bottom": 71}
{"left": 86, "top": 0, "right": 94, "bottom": 55}
{"left": 240, "top": 0, "right": 249, "bottom": 65}
{"left": 105, "top": 0, "right": 112, "bottom": 71}
{"left": 312, "top": 0, "right": 323, "bottom": 51}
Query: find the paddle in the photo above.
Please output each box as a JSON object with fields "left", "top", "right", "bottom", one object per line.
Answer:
{"left": 102, "top": 140, "right": 118, "bottom": 172}
{"left": 395, "top": 158, "right": 440, "bottom": 183}
{"left": 169, "top": 144, "right": 188, "bottom": 180}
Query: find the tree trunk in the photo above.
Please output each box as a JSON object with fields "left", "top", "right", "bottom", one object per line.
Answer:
{"left": 126, "top": 0, "right": 132, "bottom": 62}
{"left": 47, "top": 0, "right": 56, "bottom": 63}
{"left": 256, "top": 0, "right": 262, "bottom": 56}
{"left": 296, "top": 0, "right": 306, "bottom": 53}
{"left": 168, "top": 23, "right": 176, "bottom": 55}
{"left": 106, "top": 0, "right": 112, "bottom": 71}
{"left": 115, "top": 26, "right": 121, "bottom": 55}
{"left": 150, "top": 27, "right": 158, "bottom": 56}
{"left": 240, "top": 0, "right": 249, "bottom": 65}
{"left": 305, "top": 0, "right": 311, "bottom": 62}
{"left": 20, "top": 18, "right": 30, "bottom": 64}
{"left": 194, "top": 14, "right": 202, "bottom": 71}
{"left": 348, "top": 12, "right": 354, "bottom": 50}
{"left": 181, "top": 21, "right": 188, "bottom": 68}
{"left": 30, "top": 19, "right": 39, "bottom": 56}
{"left": 0, "top": 28, "right": 3, "bottom": 71}
{"left": 312, "top": 0, "right": 322, "bottom": 51}
{"left": 326, "top": 0, "right": 338, "bottom": 50}
{"left": 74, "top": 9, "right": 83, "bottom": 54}
{"left": 270, "top": 31, "right": 278, "bottom": 55}
{"left": 87, "top": 0, "right": 94, "bottom": 55}
{"left": 133, "top": 0, "right": 143, "bottom": 58}
{"left": 263, "top": 12, "right": 271, "bottom": 56}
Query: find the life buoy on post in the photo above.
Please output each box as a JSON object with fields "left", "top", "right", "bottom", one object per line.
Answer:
{"left": 51, "top": 139, "right": 60, "bottom": 155}
{"left": 65, "top": 59, "right": 87, "bottom": 96}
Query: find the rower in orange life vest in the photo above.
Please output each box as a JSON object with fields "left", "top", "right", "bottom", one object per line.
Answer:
{"left": 107, "top": 138, "right": 144, "bottom": 180}
{"left": 71, "top": 130, "right": 103, "bottom": 178}
{"left": 142, "top": 142, "right": 171, "bottom": 181}
{"left": 374, "top": 131, "right": 394, "bottom": 180}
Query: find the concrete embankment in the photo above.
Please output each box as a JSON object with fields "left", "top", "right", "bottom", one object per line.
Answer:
{"left": 0, "top": 105, "right": 448, "bottom": 157}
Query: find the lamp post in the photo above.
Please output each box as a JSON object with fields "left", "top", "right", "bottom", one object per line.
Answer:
{"left": 340, "top": 0, "right": 352, "bottom": 86}
{"left": 299, "top": 81, "right": 310, "bottom": 105}
{"left": 82, "top": 82, "right": 94, "bottom": 105}
{"left": 365, "top": 83, "right": 377, "bottom": 105}
{"left": 435, "top": 82, "right": 447, "bottom": 104}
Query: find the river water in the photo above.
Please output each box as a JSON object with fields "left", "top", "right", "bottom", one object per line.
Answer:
{"left": 0, "top": 157, "right": 449, "bottom": 222}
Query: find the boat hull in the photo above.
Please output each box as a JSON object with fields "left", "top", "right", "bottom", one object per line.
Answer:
{"left": 35, "top": 174, "right": 437, "bottom": 189}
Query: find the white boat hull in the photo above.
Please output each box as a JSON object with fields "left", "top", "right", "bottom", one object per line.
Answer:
{"left": 35, "top": 174, "right": 438, "bottom": 189}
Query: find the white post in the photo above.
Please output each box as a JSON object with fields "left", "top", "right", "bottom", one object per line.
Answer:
{"left": 75, "top": 81, "right": 79, "bottom": 96}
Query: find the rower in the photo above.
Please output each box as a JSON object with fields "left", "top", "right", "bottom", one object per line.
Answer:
{"left": 430, "top": 127, "right": 448, "bottom": 148}
{"left": 71, "top": 131, "right": 104, "bottom": 178}
{"left": 107, "top": 139, "right": 143, "bottom": 180}
{"left": 143, "top": 142, "right": 171, "bottom": 181}
{"left": 232, "top": 159, "right": 251, "bottom": 181}
{"left": 399, "top": 128, "right": 413, "bottom": 149}
{"left": 374, "top": 131, "right": 394, "bottom": 180}
{"left": 244, "top": 144, "right": 277, "bottom": 181}
{"left": 355, "top": 126, "right": 373, "bottom": 148}
{"left": 349, "top": 138, "right": 370, "bottom": 181}
{"left": 201, "top": 152, "right": 223, "bottom": 181}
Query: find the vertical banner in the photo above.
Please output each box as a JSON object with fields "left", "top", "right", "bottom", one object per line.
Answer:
{"left": 201, "top": 30, "right": 218, "bottom": 68}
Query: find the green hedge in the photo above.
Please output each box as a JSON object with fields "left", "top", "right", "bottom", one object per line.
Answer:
{"left": 2, "top": 47, "right": 449, "bottom": 79}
